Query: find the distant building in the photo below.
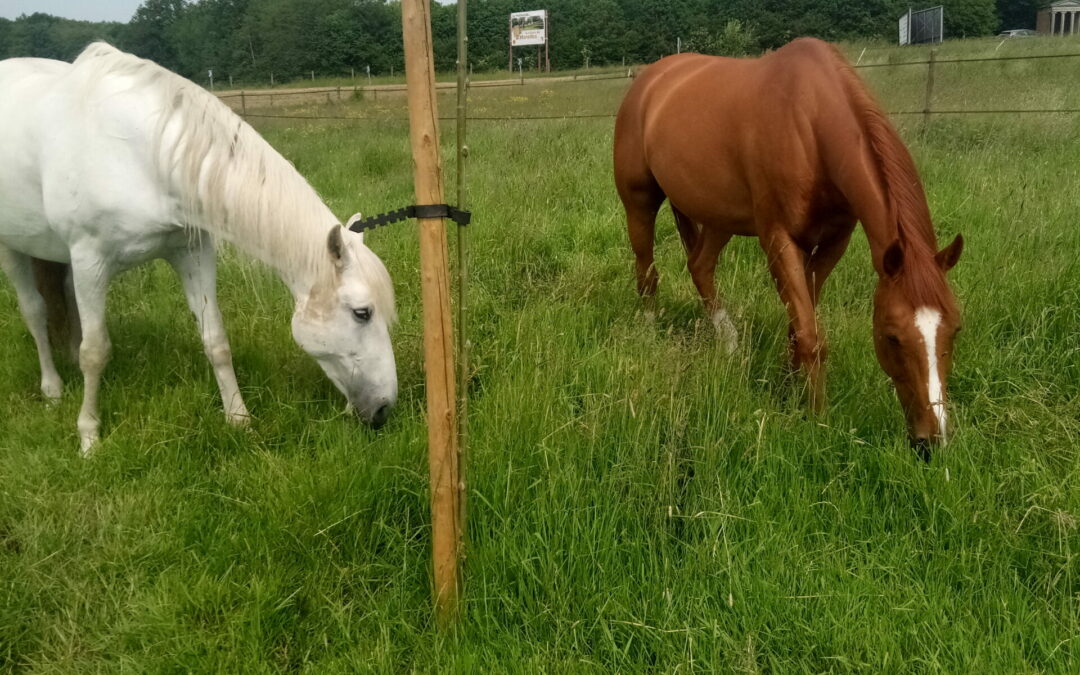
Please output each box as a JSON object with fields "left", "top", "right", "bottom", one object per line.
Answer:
{"left": 1037, "top": 0, "right": 1080, "bottom": 35}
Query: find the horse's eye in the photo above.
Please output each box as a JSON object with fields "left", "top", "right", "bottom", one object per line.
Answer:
{"left": 352, "top": 307, "right": 372, "bottom": 323}
{"left": 886, "top": 335, "right": 901, "bottom": 346}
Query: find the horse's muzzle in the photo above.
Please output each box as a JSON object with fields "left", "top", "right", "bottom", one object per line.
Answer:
{"left": 910, "top": 437, "right": 932, "bottom": 463}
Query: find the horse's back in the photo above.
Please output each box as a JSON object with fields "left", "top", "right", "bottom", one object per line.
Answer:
{"left": 0, "top": 57, "right": 74, "bottom": 259}
{"left": 0, "top": 46, "right": 180, "bottom": 262}
{"left": 614, "top": 39, "right": 862, "bottom": 234}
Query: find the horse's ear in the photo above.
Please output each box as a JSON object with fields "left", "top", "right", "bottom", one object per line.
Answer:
{"left": 936, "top": 234, "right": 963, "bottom": 272}
{"left": 344, "top": 214, "right": 365, "bottom": 244}
{"left": 883, "top": 240, "right": 904, "bottom": 278}
{"left": 327, "top": 226, "right": 347, "bottom": 269}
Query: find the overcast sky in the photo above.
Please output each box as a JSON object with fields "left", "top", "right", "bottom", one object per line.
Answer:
{"left": 0, "top": 0, "right": 456, "bottom": 23}
{"left": 1, "top": 0, "right": 143, "bottom": 22}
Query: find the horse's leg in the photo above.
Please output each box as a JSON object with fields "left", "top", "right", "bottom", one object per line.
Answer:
{"left": 167, "top": 240, "right": 250, "bottom": 426}
{"left": 621, "top": 189, "right": 663, "bottom": 306}
{"left": 63, "top": 266, "right": 82, "bottom": 363}
{"left": 0, "top": 246, "right": 64, "bottom": 400}
{"left": 686, "top": 227, "right": 737, "bottom": 352}
{"left": 805, "top": 228, "right": 853, "bottom": 307}
{"left": 69, "top": 249, "right": 113, "bottom": 454}
{"left": 671, "top": 206, "right": 700, "bottom": 256}
{"left": 759, "top": 229, "right": 826, "bottom": 413}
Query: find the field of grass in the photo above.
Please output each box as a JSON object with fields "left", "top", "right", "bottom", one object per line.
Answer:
{"left": 2, "top": 38, "right": 1079, "bottom": 672}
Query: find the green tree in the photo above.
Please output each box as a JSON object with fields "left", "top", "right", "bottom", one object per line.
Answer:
{"left": 996, "top": 0, "right": 1041, "bottom": 29}
{"left": 942, "top": 0, "right": 1000, "bottom": 37}
{"left": 126, "top": 0, "right": 186, "bottom": 69}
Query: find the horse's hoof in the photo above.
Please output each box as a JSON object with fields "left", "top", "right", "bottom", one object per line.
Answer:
{"left": 711, "top": 309, "right": 738, "bottom": 353}
{"left": 226, "top": 411, "right": 252, "bottom": 428}
{"left": 41, "top": 378, "right": 63, "bottom": 402}
{"left": 79, "top": 435, "right": 98, "bottom": 457}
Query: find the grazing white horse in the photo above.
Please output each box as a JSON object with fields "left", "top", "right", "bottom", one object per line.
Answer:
{"left": 0, "top": 43, "right": 397, "bottom": 454}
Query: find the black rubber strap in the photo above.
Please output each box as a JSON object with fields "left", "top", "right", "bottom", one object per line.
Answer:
{"left": 347, "top": 204, "right": 471, "bottom": 233}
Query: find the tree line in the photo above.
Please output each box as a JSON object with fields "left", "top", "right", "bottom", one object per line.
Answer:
{"left": 0, "top": 0, "right": 1038, "bottom": 85}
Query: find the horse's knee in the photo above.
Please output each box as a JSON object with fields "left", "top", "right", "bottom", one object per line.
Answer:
{"left": 79, "top": 338, "right": 111, "bottom": 374}
{"left": 206, "top": 342, "right": 233, "bottom": 369}
{"left": 790, "top": 331, "right": 825, "bottom": 368}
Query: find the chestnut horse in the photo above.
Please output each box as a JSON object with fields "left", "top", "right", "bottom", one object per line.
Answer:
{"left": 614, "top": 38, "right": 963, "bottom": 457}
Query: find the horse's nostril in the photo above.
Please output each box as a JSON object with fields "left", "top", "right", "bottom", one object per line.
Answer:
{"left": 911, "top": 437, "right": 932, "bottom": 463}
{"left": 371, "top": 403, "right": 392, "bottom": 428}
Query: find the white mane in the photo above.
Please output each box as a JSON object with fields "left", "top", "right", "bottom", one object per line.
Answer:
{"left": 70, "top": 42, "right": 394, "bottom": 320}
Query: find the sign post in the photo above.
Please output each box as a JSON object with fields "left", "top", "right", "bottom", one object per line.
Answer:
{"left": 509, "top": 10, "right": 549, "bottom": 73}
{"left": 401, "top": 0, "right": 462, "bottom": 625}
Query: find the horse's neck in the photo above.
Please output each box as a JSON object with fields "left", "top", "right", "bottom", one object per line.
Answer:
{"left": 842, "top": 149, "right": 937, "bottom": 276}
{"left": 175, "top": 129, "right": 337, "bottom": 297}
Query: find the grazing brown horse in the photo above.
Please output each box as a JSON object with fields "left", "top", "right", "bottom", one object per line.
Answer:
{"left": 613, "top": 38, "right": 963, "bottom": 457}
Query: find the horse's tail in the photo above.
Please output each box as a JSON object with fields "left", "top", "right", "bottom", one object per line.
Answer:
{"left": 31, "top": 258, "right": 72, "bottom": 354}
{"left": 825, "top": 42, "right": 936, "bottom": 253}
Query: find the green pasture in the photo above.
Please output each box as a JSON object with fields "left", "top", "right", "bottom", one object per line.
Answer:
{"left": 1, "top": 39, "right": 1078, "bottom": 672}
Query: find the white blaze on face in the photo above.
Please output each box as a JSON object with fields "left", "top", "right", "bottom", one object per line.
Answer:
{"left": 914, "top": 306, "right": 946, "bottom": 441}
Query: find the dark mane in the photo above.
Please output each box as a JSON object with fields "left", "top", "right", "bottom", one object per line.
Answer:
{"left": 828, "top": 45, "right": 957, "bottom": 316}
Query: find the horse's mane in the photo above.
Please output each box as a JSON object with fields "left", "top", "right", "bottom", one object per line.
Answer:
{"left": 826, "top": 44, "right": 956, "bottom": 316}
{"left": 70, "top": 42, "right": 394, "bottom": 320}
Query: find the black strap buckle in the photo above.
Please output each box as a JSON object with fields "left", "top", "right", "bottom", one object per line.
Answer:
{"left": 347, "top": 204, "right": 471, "bottom": 233}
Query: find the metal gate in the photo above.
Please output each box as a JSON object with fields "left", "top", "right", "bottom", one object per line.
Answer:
{"left": 899, "top": 6, "right": 944, "bottom": 45}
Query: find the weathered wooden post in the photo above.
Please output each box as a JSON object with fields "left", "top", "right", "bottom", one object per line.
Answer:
{"left": 401, "top": 0, "right": 462, "bottom": 624}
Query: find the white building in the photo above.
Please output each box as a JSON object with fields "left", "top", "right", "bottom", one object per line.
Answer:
{"left": 1037, "top": 0, "right": 1080, "bottom": 35}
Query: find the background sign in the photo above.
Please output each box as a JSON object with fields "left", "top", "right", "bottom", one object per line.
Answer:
{"left": 510, "top": 10, "right": 547, "bottom": 47}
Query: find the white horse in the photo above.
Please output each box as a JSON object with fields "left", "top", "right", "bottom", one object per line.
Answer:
{"left": 0, "top": 43, "right": 397, "bottom": 454}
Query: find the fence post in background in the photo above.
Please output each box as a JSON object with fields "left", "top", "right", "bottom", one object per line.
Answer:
{"left": 270, "top": 71, "right": 275, "bottom": 86}
{"left": 401, "top": 0, "right": 462, "bottom": 626}
{"left": 311, "top": 70, "right": 315, "bottom": 81}
{"left": 241, "top": 90, "right": 247, "bottom": 117}
{"left": 923, "top": 49, "right": 937, "bottom": 126}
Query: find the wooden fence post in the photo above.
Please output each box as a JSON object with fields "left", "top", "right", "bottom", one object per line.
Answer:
{"left": 923, "top": 49, "right": 937, "bottom": 126}
{"left": 401, "top": 0, "right": 462, "bottom": 625}
{"left": 241, "top": 90, "right": 247, "bottom": 117}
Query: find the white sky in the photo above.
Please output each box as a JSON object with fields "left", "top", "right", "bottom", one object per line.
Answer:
{"left": 2, "top": 1, "right": 148, "bottom": 22}
{"left": 0, "top": 0, "right": 457, "bottom": 23}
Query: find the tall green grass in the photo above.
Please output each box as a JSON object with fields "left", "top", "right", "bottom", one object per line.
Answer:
{"left": 1, "top": 40, "right": 1078, "bottom": 672}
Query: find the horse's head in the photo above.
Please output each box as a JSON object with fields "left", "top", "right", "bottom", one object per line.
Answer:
{"left": 291, "top": 226, "right": 397, "bottom": 427}
{"left": 872, "top": 235, "right": 963, "bottom": 459}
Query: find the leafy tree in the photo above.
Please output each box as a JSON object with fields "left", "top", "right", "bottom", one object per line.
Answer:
{"left": 996, "top": 0, "right": 1042, "bottom": 29}
{"left": 0, "top": 0, "right": 1021, "bottom": 81}
{"left": 942, "top": 0, "right": 1000, "bottom": 37}
{"left": 125, "top": 0, "right": 185, "bottom": 70}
